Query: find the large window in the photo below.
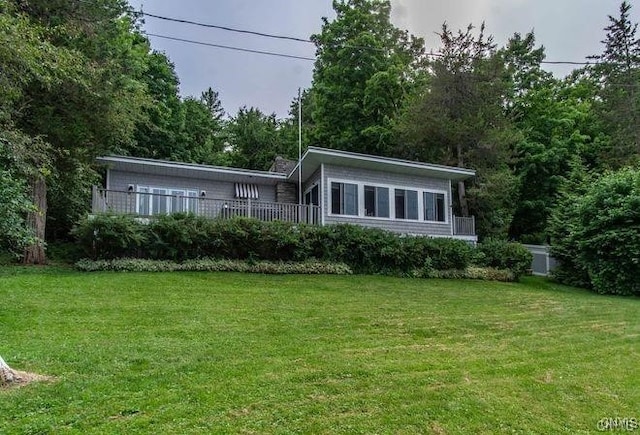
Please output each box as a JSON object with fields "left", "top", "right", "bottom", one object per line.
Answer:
{"left": 394, "top": 189, "right": 419, "bottom": 220}
{"left": 424, "top": 192, "right": 446, "bottom": 222}
{"left": 364, "top": 185, "right": 389, "bottom": 218}
{"left": 137, "top": 186, "right": 198, "bottom": 216}
{"left": 331, "top": 182, "right": 358, "bottom": 215}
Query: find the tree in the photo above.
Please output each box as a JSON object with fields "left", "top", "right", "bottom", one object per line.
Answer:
{"left": 500, "top": 33, "right": 600, "bottom": 242}
{"left": 201, "top": 87, "right": 225, "bottom": 122}
{"left": 2, "top": 0, "right": 152, "bottom": 257}
{"left": 226, "top": 107, "right": 284, "bottom": 170}
{"left": 397, "top": 23, "right": 517, "bottom": 239}
{"left": 310, "top": 0, "right": 425, "bottom": 156}
{"left": 589, "top": 1, "right": 640, "bottom": 167}
{"left": 127, "top": 51, "right": 187, "bottom": 161}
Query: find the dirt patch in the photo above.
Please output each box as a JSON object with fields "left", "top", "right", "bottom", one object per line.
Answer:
{"left": 0, "top": 370, "right": 55, "bottom": 390}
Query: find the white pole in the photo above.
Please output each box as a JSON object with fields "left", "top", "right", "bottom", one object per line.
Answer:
{"left": 298, "top": 88, "right": 302, "bottom": 205}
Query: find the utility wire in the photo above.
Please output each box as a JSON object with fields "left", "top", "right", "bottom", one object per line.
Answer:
{"left": 142, "top": 12, "right": 314, "bottom": 44}
{"left": 140, "top": 11, "right": 613, "bottom": 67}
{"left": 147, "top": 33, "right": 316, "bottom": 61}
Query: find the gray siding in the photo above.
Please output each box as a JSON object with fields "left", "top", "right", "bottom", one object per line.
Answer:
{"left": 303, "top": 168, "right": 321, "bottom": 195}
{"left": 321, "top": 164, "right": 453, "bottom": 236}
{"left": 108, "top": 169, "right": 276, "bottom": 202}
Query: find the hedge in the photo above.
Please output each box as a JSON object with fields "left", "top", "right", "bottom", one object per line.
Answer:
{"left": 72, "top": 214, "right": 532, "bottom": 280}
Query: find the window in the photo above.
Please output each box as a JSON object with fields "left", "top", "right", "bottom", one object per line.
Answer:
{"left": 395, "top": 189, "right": 418, "bottom": 220}
{"left": 137, "top": 186, "right": 198, "bottom": 216}
{"left": 424, "top": 192, "right": 446, "bottom": 222}
{"left": 305, "top": 185, "right": 319, "bottom": 206}
{"left": 364, "top": 185, "right": 389, "bottom": 218}
{"left": 331, "top": 182, "right": 358, "bottom": 215}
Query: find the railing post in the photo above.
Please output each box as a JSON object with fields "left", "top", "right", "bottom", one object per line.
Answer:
{"left": 247, "top": 198, "right": 252, "bottom": 218}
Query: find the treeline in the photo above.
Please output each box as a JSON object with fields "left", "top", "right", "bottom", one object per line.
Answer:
{"left": 1, "top": 0, "right": 639, "bottom": 278}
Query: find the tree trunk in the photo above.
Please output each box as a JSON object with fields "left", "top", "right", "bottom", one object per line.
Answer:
{"left": 23, "top": 176, "right": 47, "bottom": 265}
{"left": 456, "top": 143, "right": 470, "bottom": 217}
{"left": 0, "top": 355, "right": 18, "bottom": 385}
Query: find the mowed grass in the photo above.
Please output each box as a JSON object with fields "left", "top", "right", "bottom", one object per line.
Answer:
{"left": 1, "top": 270, "right": 639, "bottom": 434}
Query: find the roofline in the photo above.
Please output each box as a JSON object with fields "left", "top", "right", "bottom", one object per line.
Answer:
{"left": 96, "top": 156, "right": 288, "bottom": 180}
{"left": 291, "top": 146, "right": 476, "bottom": 178}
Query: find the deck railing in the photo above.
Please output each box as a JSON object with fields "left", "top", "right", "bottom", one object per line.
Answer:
{"left": 91, "top": 187, "right": 321, "bottom": 225}
{"left": 92, "top": 187, "right": 477, "bottom": 236}
{"left": 453, "top": 215, "right": 475, "bottom": 236}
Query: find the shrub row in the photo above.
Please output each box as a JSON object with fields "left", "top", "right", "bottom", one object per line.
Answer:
{"left": 75, "top": 258, "right": 352, "bottom": 275}
{"left": 72, "top": 214, "right": 532, "bottom": 280}
{"left": 75, "top": 258, "right": 515, "bottom": 281}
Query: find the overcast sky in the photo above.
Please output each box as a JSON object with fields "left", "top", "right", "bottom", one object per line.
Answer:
{"left": 127, "top": 0, "right": 639, "bottom": 118}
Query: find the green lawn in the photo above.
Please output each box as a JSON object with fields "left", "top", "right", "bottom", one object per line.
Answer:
{"left": 1, "top": 270, "right": 639, "bottom": 434}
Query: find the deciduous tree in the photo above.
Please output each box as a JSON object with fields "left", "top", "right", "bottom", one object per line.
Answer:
{"left": 310, "top": 0, "right": 425, "bottom": 156}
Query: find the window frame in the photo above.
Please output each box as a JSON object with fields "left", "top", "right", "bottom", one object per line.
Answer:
{"left": 136, "top": 185, "right": 199, "bottom": 216}
{"left": 423, "top": 191, "right": 446, "bottom": 223}
{"left": 330, "top": 181, "right": 359, "bottom": 216}
{"left": 327, "top": 177, "right": 449, "bottom": 223}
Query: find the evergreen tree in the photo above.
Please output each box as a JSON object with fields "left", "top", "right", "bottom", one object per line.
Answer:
{"left": 397, "top": 23, "right": 517, "bottom": 239}
{"left": 590, "top": 1, "right": 640, "bottom": 167}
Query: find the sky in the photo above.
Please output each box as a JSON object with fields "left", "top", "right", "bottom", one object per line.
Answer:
{"left": 127, "top": 0, "right": 639, "bottom": 118}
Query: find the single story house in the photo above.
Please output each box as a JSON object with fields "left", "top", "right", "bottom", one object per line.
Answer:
{"left": 93, "top": 146, "right": 477, "bottom": 241}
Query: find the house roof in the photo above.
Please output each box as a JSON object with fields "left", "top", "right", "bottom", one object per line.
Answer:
{"left": 96, "top": 147, "right": 475, "bottom": 186}
{"left": 96, "top": 155, "right": 287, "bottom": 185}
{"left": 290, "top": 147, "right": 476, "bottom": 182}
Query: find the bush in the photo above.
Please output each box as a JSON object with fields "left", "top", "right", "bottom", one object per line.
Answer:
{"left": 477, "top": 239, "right": 532, "bottom": 280}
{"left": 71, "top": 214, "right": 147, "bottom": 260}
{"left": 72, "top": 215, "right": 532, "bottom": 282}
{"left": 414, "top": 266, "right": 515, "bottom": 282}
{"left": 75, "top": 258, "right": 353, "bottom": 275}
{"left": 146, "top": 213, "right": 210, "bottom": 260}
{"left": 574, "top": 168, "right": 640, "bottom": 295}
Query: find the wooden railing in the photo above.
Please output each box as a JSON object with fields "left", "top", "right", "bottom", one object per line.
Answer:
{"left": 92, "top": 187, "right": 321, "bottom": 225}
{"left": 453, "top": 215, "right": 475, "bottom": 236}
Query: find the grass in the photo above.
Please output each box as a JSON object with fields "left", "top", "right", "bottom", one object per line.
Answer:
{"left": 1, "top": 270, "right": 639, "bottom": 434}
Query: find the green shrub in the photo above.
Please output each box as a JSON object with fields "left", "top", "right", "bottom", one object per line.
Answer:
{"left": 574, "top": 168, "right": 640, "bottom": 295}
{"left": 414, "top": 266, "right": 515, "bottom": 282}
{"left": 72, "top": 215, "right": 532, "bottom": 283}
{"left": 75, "top": 258, "right": 353, "bottom": 275}
{"left": 71, "top": 214, "right": 147, "bottom": 260}
{"left": 477, "top": 239, "right": 532, "bottom": 280}
{"left": 147, "top": 213, "right": 211, "bottom": 260}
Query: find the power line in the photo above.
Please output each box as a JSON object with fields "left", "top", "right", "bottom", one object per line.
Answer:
{"left": 142, "top": 12, "right": 314, "bottom": 45}
{"left": 139, "top": 11, "right": 610, "bottom": 67}
{"left": 146, "top": 33, "right": 315, "bottom": 61}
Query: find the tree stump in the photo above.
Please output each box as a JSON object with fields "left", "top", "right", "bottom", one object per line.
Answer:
{"left": 0, "top": 355, "right": 18, "bottom": 385}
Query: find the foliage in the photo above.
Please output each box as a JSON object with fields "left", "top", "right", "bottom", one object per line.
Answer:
{"left": 74, "top": 258, "right": 353, "bottom": 275}
{"left": 548, "top": 164, "right": 594, "bottom": 288}
{"left": 417, "top": 266, "right": 515, "bottom": 282}
{"left": 501, "top": 33, "right": 601, "bottom": 243}
{"left": 226, "top": 107, "right": 288, "bottom": 170}
{"left": 72, "top": 215, "right": 531, "bottom": 280}
{"left": 0, "top": 168, "right": 34, "bottom": 255}
{"left": 553, "top": 168, "right": 640, "bottom": 295}
{"left": 310, "top": 0, "right": 425, "bottom": 155}
{"left": 588, "top": 1, "right": 640, "bottom": 167}
{"left": 71, "top": 214, "right": 147, "bottom": 260}
{"left": 476, "top": 239, "right": 533, "bottom": 279}
{"left": 396, "top": 23, "right": 518, "bottom": 239}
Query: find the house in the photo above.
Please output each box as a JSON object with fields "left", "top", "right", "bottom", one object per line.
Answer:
{"left": 93, "top": 146, "right": 477, "bottom": 241}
